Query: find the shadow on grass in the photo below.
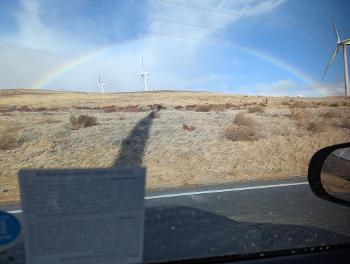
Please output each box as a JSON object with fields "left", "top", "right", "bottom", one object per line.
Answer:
{"left": 113, "top": 108, "right": 160, "bottom": 166}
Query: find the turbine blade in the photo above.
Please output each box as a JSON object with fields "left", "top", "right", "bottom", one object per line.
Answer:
{"left": 332, "top": 16, "right": 341, "bottom": 42}
{"left": 142, "top": 55, "right": 144, "bottom": 72}
{"left": 321, "top": 45, "right": 339, "bottom": 80}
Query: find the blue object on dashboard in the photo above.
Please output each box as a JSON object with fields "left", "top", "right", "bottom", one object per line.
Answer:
{"left": 0, "top": 210, "right": 21, "bottom": 246}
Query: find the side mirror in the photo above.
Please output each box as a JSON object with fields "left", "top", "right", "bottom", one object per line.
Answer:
{"left": 308, "top": 143, "right": 350, "bottom": 207}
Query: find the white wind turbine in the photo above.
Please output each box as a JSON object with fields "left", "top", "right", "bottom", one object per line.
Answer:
{"left": 321, "top": 17, "right": 350, "bottom": 96}
{"left": 98, "top": 73, "right": 106, "bottom": 93}
{"left": 141, "top": 55, "right": 150, "bottom": 91}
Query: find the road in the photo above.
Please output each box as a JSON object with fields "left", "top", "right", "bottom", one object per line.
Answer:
{"left": 1, "top": 177, "right": 350, "bottom": 263}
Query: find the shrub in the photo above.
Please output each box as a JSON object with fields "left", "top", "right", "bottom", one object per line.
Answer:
{"left": 183, "top": 124, "right": 196, "bottom": 132}
{"left": 330, "top": 102, "right": 340, "bottom": 107}
{"left": 340, "top": 119, "right": 350, "bottom": 129}
{"left": 225, "top": 113, "right": 260, "bottom": 141}
{"left": 70, "top": 114, "right": 97, "bottom": 129}
{"left": 293, "top": 101, "right": 317, "bottom": 108}
{"left": 148, "top": 104, "right": 166, "bottom": 111}
{"left": 233, "top": 112, "right": 256, "bottom": 126}
{"left": 210, "top": 104, "right": 227, "bottom": 112}
{"left": 306, "top": 121, "right": 327, "bottom": 133}
{"left": 289, "top": 107, "right": 309, "bottom": 120}
{"left": 316, "top": 101, "right": 329, "bottom": 107}
{"left": 0, "top": 126, "right": 17, "bottom": 150}
{"left": 320, "top": 110, "right": 342, "bottom": 118}
{"left": 224, "top": 124, "right": 259, "bottom": 141}
{"left": 195, "top": 104, "right": 212, "bottom": 112}
{"left": 185, "top": 105, "right": 197, "bottom": 111}
{"left": 248, "top": 105, "right": 265, "bottom": 113}
{"left": 102, "top": 105, "right": 118, "bottom": 113}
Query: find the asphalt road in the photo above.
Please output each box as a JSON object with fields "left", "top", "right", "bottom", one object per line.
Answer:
{"left": 1, "top": 178, "right": 350, "bottom": 263}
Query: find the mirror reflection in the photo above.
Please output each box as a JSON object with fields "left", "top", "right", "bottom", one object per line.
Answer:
{"left": 321, "top": 147, "right": 350, "bottom": 202}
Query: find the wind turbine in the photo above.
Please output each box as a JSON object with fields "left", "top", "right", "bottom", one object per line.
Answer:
{"left": 141, "top": 55, "right": 150, "bottom": 91}
{"left": 98, "top": 73, "right": 106, "bottom": 93}
{"left": 321, "top": 17, "right": 350, "bottom": 96}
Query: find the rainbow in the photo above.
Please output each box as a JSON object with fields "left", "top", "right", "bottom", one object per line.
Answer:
{"left": 33, "top": 43, "right": 122, "bottom": 89}
{"left": 33, "top": 39, "right": 327, "bottom": 95}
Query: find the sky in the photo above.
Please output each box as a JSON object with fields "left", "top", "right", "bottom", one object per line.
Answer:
{"left": 0, "top": 0, "right": 350, "bottom": 96}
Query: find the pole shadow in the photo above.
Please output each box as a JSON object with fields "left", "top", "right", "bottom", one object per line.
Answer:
{"left": 113, "top": 107, "right": 161, "bottom": 167}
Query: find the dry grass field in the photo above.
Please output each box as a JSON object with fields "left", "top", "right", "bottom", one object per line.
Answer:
{"left": 1, "top": 89, "right": 350, "bottom": 203}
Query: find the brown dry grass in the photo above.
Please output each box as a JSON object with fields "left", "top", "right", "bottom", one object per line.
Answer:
{"left": 1, "top": 89, "right": 350, "bottom": 203}
{"left": 233, "top": 112, "right": 257, "bottom": 126}
{"left": 37, "top": 117, "right": 62, "bottom": 124}
{"left": 306, "top": 121, "right": 327, "bottom": 133}
{"left": 0, "top": 126, "right": 18, "bottom": 150}
{"left": 321, "top": 172, "right": 350, "bottom": 194}
{"left": 224, "top": 124, "right": 260, "bottom": 141}
{"left": 320, "top": 110, "right": 343, "bottom": 118}
{"left": 340, "top": 119, "right": 350, "bottom": 129}
{"left": 225, "top": 113, "right": 260, "bottom": 141}
{"left": 195, "top": 104, "right": 212, "bottom": 112}
{"left": 289, "top": 107, "right": 309, "bottom": 120}
{"left": 70, "top": 114, "right": 97, "bottom": 129}
{"left": 183, "top": 124, "right": 196, "bottom": 131}
{"left": 248, "top": 105, "right": 265, "bottom": 113}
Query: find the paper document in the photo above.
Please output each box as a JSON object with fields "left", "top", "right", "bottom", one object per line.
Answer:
{"left": 19, "top": 167, "right": 146, "bottom": 264}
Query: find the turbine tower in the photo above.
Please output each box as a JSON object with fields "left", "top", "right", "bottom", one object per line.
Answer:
{"left": 322, "top": 17, "right": 350, "bottom": 96}
{"left": 141, "top": 55, "right": 150, "bottom": 91}
{"left": 98, "top": 73, "right": 106, "bottom": 93}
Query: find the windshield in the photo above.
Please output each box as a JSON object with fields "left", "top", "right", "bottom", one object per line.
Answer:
{"left": 1, "top": 0, "right": 350, "bottom": 262}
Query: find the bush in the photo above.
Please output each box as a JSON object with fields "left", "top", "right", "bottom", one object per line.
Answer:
{"left": 210, "top": 104, "right": 227, "bottom": 112}
{"left": 248, "top": 105, "right": 265, "bottom": 113}
{"left": 233, "top": 112, "right": 256, "bottom": 126}
{"left": 102, "top": 105, "right": 118, "bottom": 113}
{"left": 0, "top": 126, "right": 17, "bottom": 150}
{"left": 289, "top": 107, "right": 309, "bottom": 120}
{"left": 340, "top": 119, "right": 350, "bottom": 129}
{"left": 185, "top": 105, "right": 197, "bottom": 111}
{"left": 70, "top": 114, "right": 97, "bottom": 129}
{"left": 306, "top": 121, "right": 327, "bottom": 133}
{"left": 195, "top": 104, "right": 212, "bottom": 112}
{"left": 225, "top": 113, "right": 260, "bottom": 141}
{"left": 224, "top": 124, "right": 259, "bottom": 141}
{"left": 320, "top": 110, "right": 342, "bottom": 118}
{"left": 183, "top": 124, "right": 196, "bottom": 132}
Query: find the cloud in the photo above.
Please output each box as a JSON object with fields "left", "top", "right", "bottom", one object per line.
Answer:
{"left": 0, "top": 0, "right": 286, "bottom": 91}
{"left": 147, "top": 0, "right": 285, "bottom": 38}
{"left": 238, "top": 79, "right": 346, "bottom": 96}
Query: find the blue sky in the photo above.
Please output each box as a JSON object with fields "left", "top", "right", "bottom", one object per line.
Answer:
{"left": 0, "top": 0, "right": 349, "bottom": 96}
